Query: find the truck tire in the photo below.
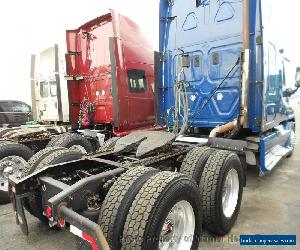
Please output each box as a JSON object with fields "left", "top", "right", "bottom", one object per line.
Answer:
{"left": 0, "top": 156, "right": 29, "bottom": 204}
{"left": 122, "top": 172, "right": 202, "bottom": 250}
{"left": 0, "top": 128, "right": 15, "bottom": 138}
{"left": 46, "top": 134, "right": 69, "bottom": 147}
{"left": 0, "top": 141, "right": 14, "bottom": 145}
{"left": 35, "top": 149, "right": 84, "bottom": 172}
{"left": 98, "top": 137, "right": 119, "bottom": 153}
{"left": 46, "top": 135, "right": 58, "bottom": 147}
{"left": 96, "top": 166, "right": 158, "bottom": 250}
{"left": 24, "top": 149, "right": 84, "bottom": 222}
{"left": 50, "top": 133, "right": 94, "bottom": 153}
{"left": 0, "top": 142, "right": 34, "bottom": 161}
{"left": 180, "top": 146, "right": 214, "bottom": 184}
{"left": 22, "top": 147, "right": 65, "bottom": 177}
{"left": 69, "top": 145, "right": 87, "bottom": 155}
{"left": 200, "top": 150, "right": 243, "bottom": 235}
{"left": 0, "top": 143, "right": 34, "bottom": 203}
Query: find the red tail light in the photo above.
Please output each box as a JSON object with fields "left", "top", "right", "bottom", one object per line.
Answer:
{"left": 45, "top": 206, "right": 52, "bottom": 218}
{"left": 58, "top": 219, "right": 65, "bottom": 228}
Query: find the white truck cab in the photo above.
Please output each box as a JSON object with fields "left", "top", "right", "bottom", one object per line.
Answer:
{"left": 31, "top": 44, "right": 69, "bottom": 124}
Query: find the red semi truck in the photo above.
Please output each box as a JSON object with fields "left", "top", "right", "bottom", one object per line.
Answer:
{"left": 65, "top": 10, "right": 155, "bottom": 137}
{"left": 0, "top": 10, "right": 156, "bottom": 203}
{"left": 1, "top": 10, "right": 156, "bottom": 149}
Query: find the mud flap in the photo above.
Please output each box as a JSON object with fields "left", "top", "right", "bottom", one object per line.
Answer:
{"left": 12, "top": 194, "right": 29, "bottom": 235}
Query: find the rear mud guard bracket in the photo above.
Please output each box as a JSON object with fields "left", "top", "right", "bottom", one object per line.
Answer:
{"left": 12, "top": 193, "right": 29, "bottom": 235}
{"left": 60, "top": 206, "right": 109, "bottom": 250}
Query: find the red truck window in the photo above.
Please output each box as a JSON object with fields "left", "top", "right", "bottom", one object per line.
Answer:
{"left": 128, "top": 69, "right": 147, "bottom": 93}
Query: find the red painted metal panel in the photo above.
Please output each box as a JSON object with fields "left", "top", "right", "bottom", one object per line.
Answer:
{"left": 110, "top": 10, "right": 155, "bottom": 133}
{"left": 66, "top": 10, "right": 155, "bottom": 134}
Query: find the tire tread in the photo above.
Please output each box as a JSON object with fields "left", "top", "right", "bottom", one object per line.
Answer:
{"left": 180, "top": 146, "right": 214, "bottom": 182}
{"left": 122, "top": 172, "right": 186, "bottom": 249}
{"left": 98, "top": 166, "right": 157, "bottom": 249}
{"left": 200, "top": 150, "right": 240, "bottom": 235}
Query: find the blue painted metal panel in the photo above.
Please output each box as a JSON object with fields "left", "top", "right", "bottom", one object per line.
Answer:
{"left": 158, "top": 0, "right": 297, "bottom": 175}
{"left": 248, "top": 0, "right": 263, "bottom": 132}
{"left": 159, "top": 0, "right": 243, "bottom": 128}
{"left": 159, "top": 0, "right": 295, "bottom": 134}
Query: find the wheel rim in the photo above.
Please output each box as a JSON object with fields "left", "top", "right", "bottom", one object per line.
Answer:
{"left": 222, "top": 169, "right": 239, "bottom": 218}
{"left": 159, "top": 200, "right": 195, "bottom": 250}
{"left": 0, "top": 156, "right": 28, "bottom": 185}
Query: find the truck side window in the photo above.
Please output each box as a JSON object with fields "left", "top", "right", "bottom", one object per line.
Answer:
{"left": 50, "top": 81, "right": 57, "bottom": 97}
{"left": 128, "top": 70, "right": 147, "bottom": 93}
{"left": 194, "top": 55, "right": 200, "bottom": 67}
{"left": 267, "top": 42, "right": 277, "bottom": 91}
{"left": 40, "top": 81, "right": 49, "bottom": 98}
{"left": 212, "top": 52, "right": 219, "bottom": 65}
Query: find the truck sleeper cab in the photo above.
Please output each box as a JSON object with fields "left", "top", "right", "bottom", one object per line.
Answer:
{"left": 31, "top": 45, "right": 70, "bottom": 124}
{"left": 65, "top": 10, "right": 156, "bottom": 137}
{"left": 157, "top": 0, "right": 298, "bottom": 174}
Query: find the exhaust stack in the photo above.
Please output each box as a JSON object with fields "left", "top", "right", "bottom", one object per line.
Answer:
{"left": 240, "top": 0, "right": 250, "bottom": 128}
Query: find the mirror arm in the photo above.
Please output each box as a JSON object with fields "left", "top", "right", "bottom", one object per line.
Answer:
{"left": 283, "top": 87, "right": 299, "bottom": 97}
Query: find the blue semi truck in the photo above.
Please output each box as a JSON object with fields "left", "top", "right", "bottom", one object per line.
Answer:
{"left": 8, "top": 1, "right": 300, "bottom": 250}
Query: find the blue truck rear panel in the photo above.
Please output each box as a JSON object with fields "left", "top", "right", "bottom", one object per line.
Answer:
{"left": 159, "top": 0, "right": 243, "bottom": 128}
{"left": 159, "top": 0, "right": 294, "bottom": 133}
{"left": 159, "top": 0, "right": 296, "bottom": 173}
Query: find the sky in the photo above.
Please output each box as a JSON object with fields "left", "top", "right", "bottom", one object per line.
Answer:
{"left": 0, "top": 0, "right": 159, "bottom": 104}
{"left": 0, "top": 0, "right": 299, "bottom": 104}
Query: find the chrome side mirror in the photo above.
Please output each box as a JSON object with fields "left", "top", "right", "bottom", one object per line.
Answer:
{"left": 295, "top": 67, "right": 300, "bottom": 88}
